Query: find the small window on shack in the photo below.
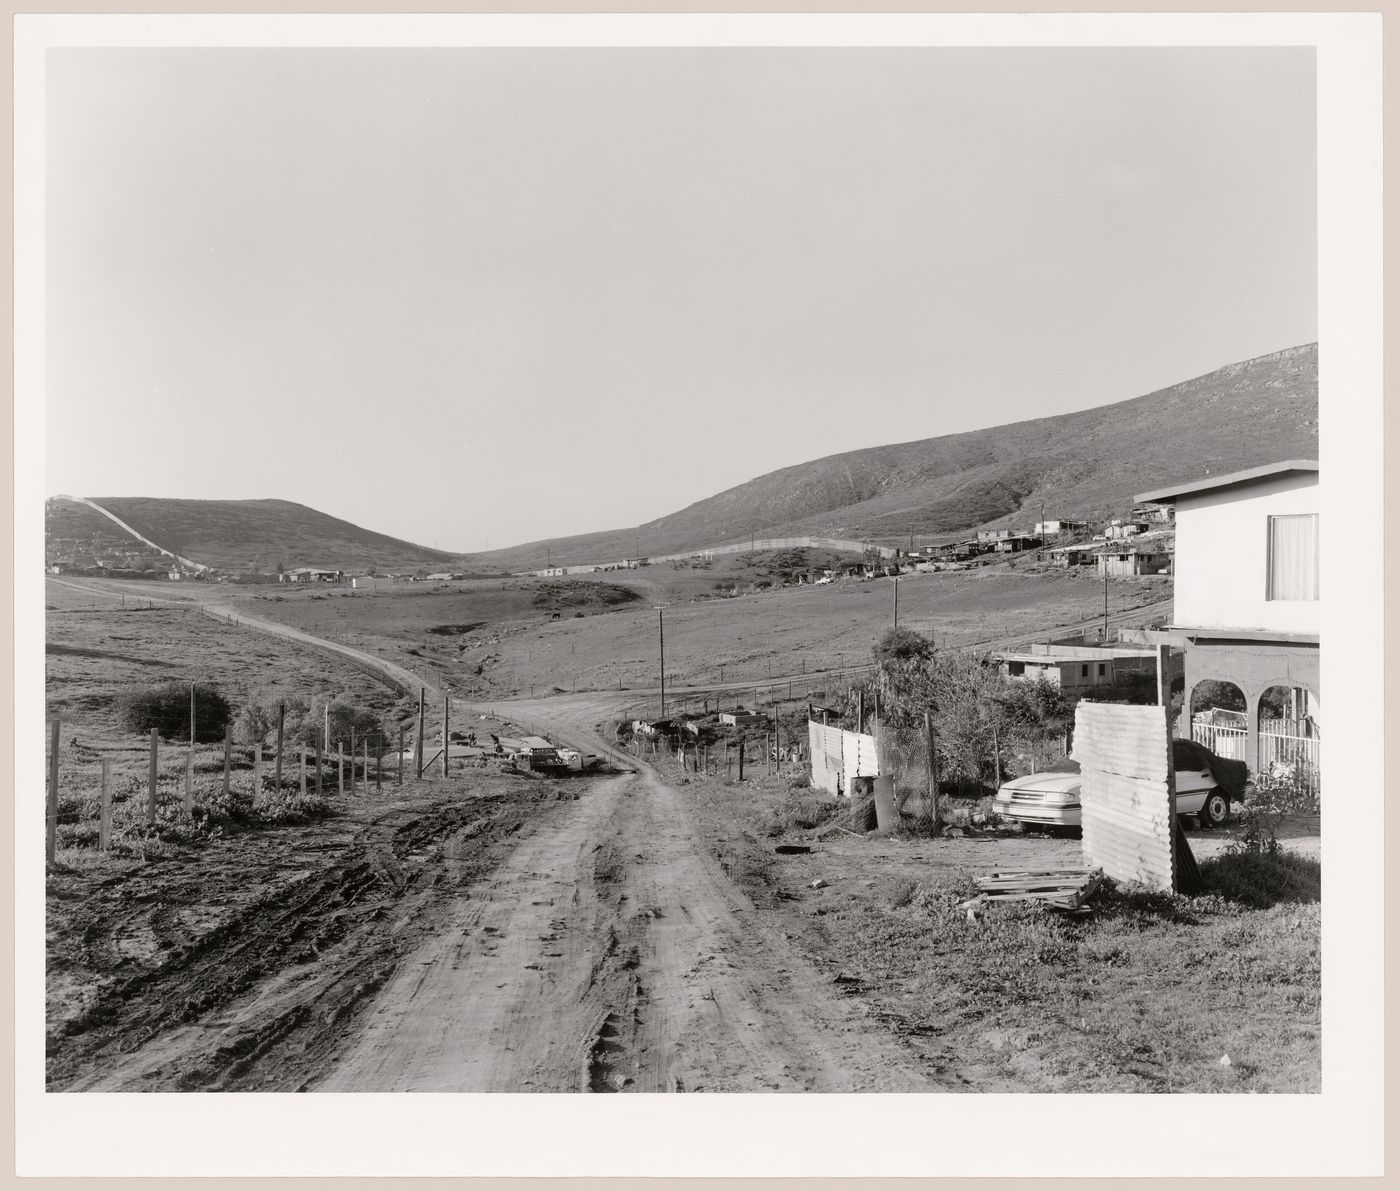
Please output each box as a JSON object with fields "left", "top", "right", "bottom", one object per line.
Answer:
{"left": 1081, "top": 664, "right": 1089, "bottom": 678}
{"left": 1098, "top": 663, "right": 1106, "bottom": 677}
{"left": 1008, "top": 661, "right": 1025, "bottom": 676}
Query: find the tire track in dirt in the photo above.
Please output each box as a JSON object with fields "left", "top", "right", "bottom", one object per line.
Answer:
{"left": 317, "top": 744, "right": 946, "bottom": 1092}
{"left": 48, "top": 789, "right": 563, "bottom": 1091}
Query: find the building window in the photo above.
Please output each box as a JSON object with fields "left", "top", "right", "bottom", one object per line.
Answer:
{"left": 1267, "top": 514, "right": 1319, "bottom": 600}
{"left": 1007, "top": 661, "right": 1025, "bottom": 676}
{"left": 1098, "top": 663, "right": 1106, "bottom": 677}
{"left": 1080, "top": 665, "right": 1089, "bottom": 678}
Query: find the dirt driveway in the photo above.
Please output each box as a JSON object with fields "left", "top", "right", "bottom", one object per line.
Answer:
{"left": 318, "top": 765, "right": 941, "bottom": 1092}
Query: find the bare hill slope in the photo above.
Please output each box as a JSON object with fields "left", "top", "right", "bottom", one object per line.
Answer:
{"left": 47, "top": 496, "right": 465, "bottom": 575}
{"left": 472, "top": 343, "right": 1317, "bottom": 570}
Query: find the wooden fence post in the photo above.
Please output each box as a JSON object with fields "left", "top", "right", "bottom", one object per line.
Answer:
{"left": 222, "top": 725, "right": 231, "bottom": 796}
{"left": 415, "top": 689, "right": 425, "bottom": 780}
{"left": 300, "top": 746, "right": 308, "bottom": 796}
{"left": 184, "top": 750, "right": 193, "bottom": 818}
{"left": 363, "top": 735, "right": 370, "bottom": 790}
{"left": 443, "top": 696, "right": 450, "bottom": 778}
{"left": 315, "top": 740, "right": 323, "bottom": 795}
{"left": 99, "top": 758, "right": 112, "bottom": 852}
{"left": 738, "top": 737, "right": 745, "bottom": 781}
{"left": 376, "top": 733, "right": 383, "bottom": 794}
{"left": 148, "top": 728, "right": 159, "bottom": 828}
{"left": 275, "top": 701, "right": 285, "bottom": 791}
{"left": 253, "top": 742, "right": 263, "bottom": 805}
{"left": 46, "top": 718, "right": 60, "bottom": 864}
{"left": 397, "top": 727, "right": 405, "bottom": 786}
{"left": 338, "top": 742, "right": 345, "bottom": 795}
{"left": 925, "top": 708, "right": 939, "bottom": 834}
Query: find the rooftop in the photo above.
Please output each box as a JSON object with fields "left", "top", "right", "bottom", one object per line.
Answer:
{"left": 1135, "top": 459, "right": 1317, "bottom": 505}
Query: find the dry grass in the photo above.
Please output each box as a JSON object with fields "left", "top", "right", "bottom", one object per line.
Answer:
{"left": 672, "top": 749, "right": 1320, "bottom": 1094}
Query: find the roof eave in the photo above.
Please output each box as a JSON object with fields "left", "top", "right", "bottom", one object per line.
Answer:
{"left": 1135, "top": 459, "right": 1318, "bottom": 505}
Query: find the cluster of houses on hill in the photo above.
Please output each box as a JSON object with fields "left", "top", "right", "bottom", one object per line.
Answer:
{"left": 902, "top": 502, "right": 1176, "bottom": 577}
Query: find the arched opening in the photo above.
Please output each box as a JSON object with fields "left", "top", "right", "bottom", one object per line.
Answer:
{"left": 1188, "top": 679, "right": 1248, "bottom": 762}
{"left": 1257, "top": 684, "right": 1320, "bottom": 795}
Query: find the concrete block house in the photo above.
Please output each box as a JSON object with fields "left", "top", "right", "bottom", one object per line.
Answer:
{"left": 1135, "top": 460, "right": 1319, "bottom": 784}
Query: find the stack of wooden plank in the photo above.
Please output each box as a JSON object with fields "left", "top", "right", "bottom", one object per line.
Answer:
{"left": 963, "top": 867, "right": 1105, "bottom": 911}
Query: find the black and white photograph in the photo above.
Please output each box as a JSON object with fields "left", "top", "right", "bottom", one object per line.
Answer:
{"left": 16, "top": 11, "right": 1384, "bottom": 1180}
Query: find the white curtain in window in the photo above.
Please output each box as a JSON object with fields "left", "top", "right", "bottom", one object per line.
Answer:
{"left": 1268, "top": 514, "right": 1319, "bottom": 600}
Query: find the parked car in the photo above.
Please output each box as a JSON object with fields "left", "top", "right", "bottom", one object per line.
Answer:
{"left": 992, "top": 739, "right": 1230, "bottom": 831}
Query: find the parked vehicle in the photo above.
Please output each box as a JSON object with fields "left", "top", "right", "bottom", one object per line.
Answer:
{"left": 992, "top": 739, "right": 1229, "bottom": 831}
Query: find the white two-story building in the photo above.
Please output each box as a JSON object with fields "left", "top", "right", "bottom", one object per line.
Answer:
{"left": 1135, "top": 460, "right": 1318, "bottom": 780}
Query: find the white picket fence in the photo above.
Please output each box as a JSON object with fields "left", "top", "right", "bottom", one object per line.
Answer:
{"left": 1259, "top": 718, "right": 1321, "bottom": 794}
{"left": 1191, "top": 712, "right": 1320, "bottom": 794}
{"left": 1191, "top": 713, "right": 1248, "bottom": 762}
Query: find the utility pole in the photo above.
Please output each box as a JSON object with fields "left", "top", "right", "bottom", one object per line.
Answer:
{"left": 656, "top": 606, "right": 667, "bottom": 716}
{"left": 1103, "top": 570, "right": 1110, "bottom": 641}
{"left": 892, "top": 575, "right": 899, "bottom": 629}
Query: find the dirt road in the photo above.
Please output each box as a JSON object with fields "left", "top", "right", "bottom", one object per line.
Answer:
{"left": 319, "top": 757, "right": 940, "bottom": 1092}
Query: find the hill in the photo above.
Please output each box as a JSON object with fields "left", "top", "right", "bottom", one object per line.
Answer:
{"left": 46, "top": 496, "right": 468, "bottom": 576}
{"left": 468, "top": 343, "right": 1318, "bottom": 570}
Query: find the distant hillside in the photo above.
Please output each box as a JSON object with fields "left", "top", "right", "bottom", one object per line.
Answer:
{"left": 46, "top": 497, "right": 466, "bottom": 575}
{"left": 469, "top": 343, "right": 1318, "bottom": 570}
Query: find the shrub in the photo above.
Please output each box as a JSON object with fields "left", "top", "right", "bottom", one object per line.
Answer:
{"left": 234, "top": 694, "right": 313, "bottom": 747}
{"left": 1247, "top": 761, "right": 1320, "bottom": 815}
{"left": 116, "top": 681, "right": 231, "bottom": 742}
{"left": 1200, "top": 849, "right": 1321, "bottom": 908}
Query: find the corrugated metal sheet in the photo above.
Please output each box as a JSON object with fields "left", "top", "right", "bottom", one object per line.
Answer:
{"left": 807, "top": 722, "right": 878, "bottom": 798}
{"left": 1076, "top": 702, "right": 1176, "bottom": 891}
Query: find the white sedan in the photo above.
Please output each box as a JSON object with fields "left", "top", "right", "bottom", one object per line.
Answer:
{"left": 993, "top": 741, "right": 1230, "bottom": 830}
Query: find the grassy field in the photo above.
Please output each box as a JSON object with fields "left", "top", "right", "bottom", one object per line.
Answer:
{"left": 665, "top": 753, "right": 1321, "bottom": 1093}
{"left": 206, "top": 562, "right": 1171, "bottom": 702}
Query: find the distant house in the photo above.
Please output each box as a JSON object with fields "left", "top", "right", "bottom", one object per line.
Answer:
{"left": 993, "top": 534, "right": 1043, "bottom": 553}
{"left": 995, "top": 647, "right": 1153, "bottom": 690}
{"left": 1131, "top": 502, "right": 1175, "bottom": 524}
{"left": 1034, "top": 519, "right": 1085, "bottom": 536}
{"left": 719, "top": 710, "right": 769, "bottom": 729}
{"left": 976, "top": 529, "right": 1013, "bottom": 544}
{"left": 1097, "top": 548, "right": 1171, "bottom": 577}
{"left": 1135, "top": 460, "right": 1319, "bottom": 780}
{"left": 279, "top": 567, "right": 343, "bottom": 583}
{"left": 1103, "top": 521, "right": 1147, "bottom": 541}
{"left": 1047, "top": 544, "right": 1095, "bottom": 568}
{"left": 424, "top": 572, "right": 460, "bottom": 582}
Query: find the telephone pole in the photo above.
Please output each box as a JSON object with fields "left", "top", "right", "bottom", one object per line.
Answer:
{"left": 656, "top": 606, "right": 668, "bottom": 716}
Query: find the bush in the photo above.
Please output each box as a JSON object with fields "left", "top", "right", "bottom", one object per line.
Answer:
{"left": 1200, "top": 849, "right": 1321, "bottom": 908}
{"left": 234, "top": 695, "right": 312, "bottom": 747}
{"left": 116, "top": 681, "right": 231, "bottom": 742}
{"left": 1248, "top": 761, "right": 1320, "bottom": 815}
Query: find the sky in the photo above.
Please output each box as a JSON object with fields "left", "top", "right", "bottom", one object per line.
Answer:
{"left": 44, "top": 45, "right": 1317, "bottom": 553}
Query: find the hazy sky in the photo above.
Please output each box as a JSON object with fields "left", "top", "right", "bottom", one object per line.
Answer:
{"left": 45, "top": 46, "right": 1317, "bottom": 552}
